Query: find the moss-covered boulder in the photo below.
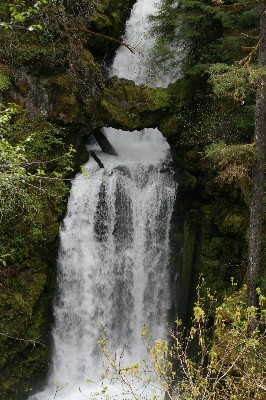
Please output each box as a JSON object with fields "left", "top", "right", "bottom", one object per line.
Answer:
{"left": 99, "top": 76, "right": 171, "bottom": 130}
{"left": 99, "top": 76, "right": 192, "bottom": 135}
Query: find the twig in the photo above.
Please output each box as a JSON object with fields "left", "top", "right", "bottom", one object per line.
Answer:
{"left": 67, "top": 27, "right": 136, "bottom": 54}
{"left": 0, "top": 332, "right": 45, "bottom": 347}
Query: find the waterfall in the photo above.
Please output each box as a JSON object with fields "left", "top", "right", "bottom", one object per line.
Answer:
{"left": 30, "top": 0, "right": 178, "bottom": 399}
{"left": 111, "top": 0, "right": 181, "bottom": 86}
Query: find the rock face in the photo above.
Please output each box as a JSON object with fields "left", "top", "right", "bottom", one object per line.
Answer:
{"left": 8, "top": 56, "right": 102, "bottom": 128}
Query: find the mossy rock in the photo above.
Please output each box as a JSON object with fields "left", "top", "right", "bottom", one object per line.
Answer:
{"left": 7, "top": 51, "right": 101, "bottom": 125}
{"left": 99, "top": 76, "right": 178, "bottom": 131}
{"left": 50, "top": 93, "right": 79, "bottom": 124}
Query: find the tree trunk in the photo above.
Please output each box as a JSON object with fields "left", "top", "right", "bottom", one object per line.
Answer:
{"left": 90, "top": 151, "right": 104, "bottom": 168}
{"left": 93, "top": 130, "right": 118, "bottom": 156}
{"left": 247, "top": 5, "right": 266, "bottom": 309}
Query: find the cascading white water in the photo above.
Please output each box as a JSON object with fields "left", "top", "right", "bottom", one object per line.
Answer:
{"left": 111, "top": 0, "right": 181, "bottom": 86}
{"left": 30, "top": 1, "right": 178, "bottom": 399}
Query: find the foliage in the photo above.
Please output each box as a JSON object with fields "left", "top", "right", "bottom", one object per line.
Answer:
{"left": 209, "top": 63, "right": 265, "bottom": 101}
{"left": 205, "top": 141, "right": 257, "bottom": 185}
{"left": 0, "top": 69, "right": 10, "bottom": 92}
{"left": 0, "top": 103, "right": 74, "bottom": 220}
{"left": 0, "top": 103, "right": 76, "bottom": 271}
{"left": 94, "top": 281, "right": 266, "bottom": 400}
{"left": 0, "top": 0, "right": 47, "bottom": 31}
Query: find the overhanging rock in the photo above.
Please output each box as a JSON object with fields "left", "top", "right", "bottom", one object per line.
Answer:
{"left": 99, "top": 76, "right": 184, "bottom": 137}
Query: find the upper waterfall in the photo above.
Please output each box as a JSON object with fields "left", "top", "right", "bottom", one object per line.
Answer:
{"left": 111, "top": 0, "right": 181, "bottom": 87}
{"left": 30, "top": 0, "right": 178, "bottom": 399}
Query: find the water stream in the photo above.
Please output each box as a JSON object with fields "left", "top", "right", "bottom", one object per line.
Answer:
{"left": 30, "top": 0, "right": 178, "bottom": 398}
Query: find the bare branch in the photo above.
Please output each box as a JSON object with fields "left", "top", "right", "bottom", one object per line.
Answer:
{"left": 67, "top": 27, "right": 136, "bottom": 54}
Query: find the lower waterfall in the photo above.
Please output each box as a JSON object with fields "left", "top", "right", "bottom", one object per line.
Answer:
{"left": 31, "top": 128, "right": 176, "bottom": 400}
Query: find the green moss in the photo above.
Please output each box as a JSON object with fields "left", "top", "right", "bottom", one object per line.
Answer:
{"left": 160, "top": 114, "right": 181, "bottom": 138}
{"left": 52, "top": 94, "right": 79, "bottom": 123}
{"left": 0, "top": 262, "right": 50, "bottom": 399}
{"left": 99, "top": 77, "right": 176, "bottom": 131}
{"left": 0, "top": 68, "right": 10, "bottom": 92}
{"left": 0, "top": 3, "right": 9, "bottom": 24}
{"left": 152, "top": 89, "right": 171, "bottom": 108}
{"left": 220, "top": 213, "right": 246, "bottom": 235}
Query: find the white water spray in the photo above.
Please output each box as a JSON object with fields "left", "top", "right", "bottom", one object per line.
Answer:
{"left": 30, "top": 0, "right": 178, "bottom": 399}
